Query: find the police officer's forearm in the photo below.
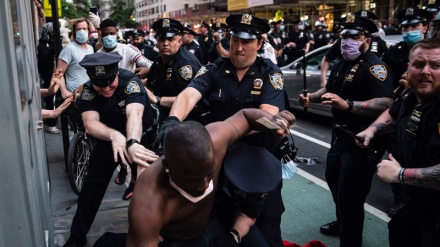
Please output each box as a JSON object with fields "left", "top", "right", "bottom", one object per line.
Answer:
{"left": 216, "top": 43, "right": 230, "bottom": 58}
{"left": 367, "top": 109, "right": 395, "bottom": 137}
{"left": 169, "top": 87, "right": 201, "bottom": 121}
{"left": 125, "top": 103, "right": 145, "bottom": 142}
{"left": 232, "top": 213, "right": 256, "bottom": 239}
{"left": 320, "top": 56, "right": 330, "bottom": 88}
{"left": 351, "top": 97, "right": 394, "bottom": 117}
{"left": 310, "top": 88, "right": 327, "bottom": 102}
{"left": 158, "top": 96, "right": 177, "bottom": 108}
{"left": 401, "top": 164, "right": 440, "bottom": 190}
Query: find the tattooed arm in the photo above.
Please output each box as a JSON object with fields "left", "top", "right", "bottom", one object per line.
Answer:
{"left": 356, "top": 108, "right": 395, "bottom": 147}
{"left": 351, "top": 97, "right": 394, "bottom": 117}
{"left": 377, "top": 153, "right": 440, "bottom": 191}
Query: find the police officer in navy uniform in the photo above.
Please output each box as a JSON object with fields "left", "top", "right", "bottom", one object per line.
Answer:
{"left": 156, "top": 13, "right": 286, "bottom": 247}
{"left": 313, "top": 21, "right": 330, "bottom": 49}
{"left": 285, "top": 20, "right": 310, "bottom": 64}
{"left": 269, "top": 20, "right": 287, "bottom": 66}
{"left": 209, "top": 23, "right": 230, "bottom": 63}
{"left": 63, "top": 52, "right": 159, "bottom": 247}
{"left": 211, "top": 142, "right": 282, "bottom": 247}
{"left": 146, "top": 18, "right": 208, "bottom": 125}
{"left": 198, "top": 21, "right": 213, "bottom": 65}
{"left": 131, "top": 29, "right": 160, "bottom": 62}
{"left": 382, "top": 8, "right": 433, "bottom": 96}
{"left": 299, "top": 13, "right": 394, "bottom": 247}
{"left": 182, "top": 25, "right": 203, "bottom": 63}
{"left": 320, "top": 11, "right": 387, "bottom": 88}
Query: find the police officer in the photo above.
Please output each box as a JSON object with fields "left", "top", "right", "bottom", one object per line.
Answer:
{"left": 210, "top": 142, "right": 281, "bottom": 247}
{"left": 156, "top": 13, "right": 286, "bottom": 247}
{"left": 299, "top": 13, "right": 394, "bottom": 247}
{"left": 182, "top": 25, "right": 203, "bottom": 63}
{"left": 146, "top": 18, "right": 208, "bottom": 125}
{"left": 131, "top": 29, "right": 160, "bottom": 62}
{"left": 379, "top": 7, "right": 433, "bottom": 218}
{"left": 313, "top": 21, "right": 330, "bottom": 49}
{"left": 269, "top": 20, "right": 287, "bottom": 66}
{"left": 320, "top": 11, "right": 387, "bottom": 88}
{"left": 357, "top": 39, "right": 440, "bottom": 247}
{"left": 285, "top": 20, "right": 310, "bottom": 64}
{"left": 63, "top": 52, "right": 158, "bottom": 247}
{"left": 198, "top": 21, "right": 213, "bottom": 65}
{"left": 209, "top": 23, "right": 230, "bottom": 62}
{"left": 382, "top": 8, "right": 433, "bottom": 96}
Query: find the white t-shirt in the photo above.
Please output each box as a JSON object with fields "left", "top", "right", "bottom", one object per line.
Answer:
{"left": 259, "top": 42, "right": 277, "bottom": 65}
{"left": 58, "top": 42, "right": 94, "bottom": 92}
{"left": 97, "top": 43, "right": 152, "bottom": 71}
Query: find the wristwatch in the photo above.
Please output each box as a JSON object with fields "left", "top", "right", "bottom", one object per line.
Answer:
{"left": 155, "top": 96, "right": 161, "bottom": 106}
{"left": 215, "top": 40, "right": 220, "bottom": 44}
{"left": 346, "top": 99, "right": 354, "bottom": 111}
{"left": 229, "top": 229, "right": 241, "bottom": 243}
{"left": 126, "top": 139, "right": 140, "bottom": 148}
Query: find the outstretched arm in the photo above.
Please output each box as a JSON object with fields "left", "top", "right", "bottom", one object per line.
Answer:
{"left": 377, "top": 153, "right": 440, "bottom": 191}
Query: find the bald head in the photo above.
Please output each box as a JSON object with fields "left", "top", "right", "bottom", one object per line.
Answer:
{"left": 164, "top": 121, "right": 214, "bottom": 172}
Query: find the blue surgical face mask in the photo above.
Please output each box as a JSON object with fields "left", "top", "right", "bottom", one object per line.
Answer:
{"left": 103, "top": 35, "right": 118, "bottom": 49}
{"left": 75, "top": 30, "right": 89, "bottom": 44}
{"left": 280, "top": 25, "right": 285, "bottom": 31}
{"left": 402, "top": 30, "right": 422, "bottom": 45}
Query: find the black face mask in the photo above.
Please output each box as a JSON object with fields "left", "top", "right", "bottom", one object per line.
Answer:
{"left": 133, "top": 42, "right": 142, "bottom": 48}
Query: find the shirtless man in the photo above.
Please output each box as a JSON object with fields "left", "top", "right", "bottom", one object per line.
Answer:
{"left": 127, "top": 109, "right": 295, "bottom": 246}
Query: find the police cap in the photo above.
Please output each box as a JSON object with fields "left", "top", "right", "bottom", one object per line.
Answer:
{"left": 223, "top": 142, "right": 281, "bottom": 194}
{"left": 354, "top": 10, "right": 378, "bottom": 21}
{"left": 341, "top": 13, "right": 378, "bottom": 35}
{"left": 226, "top": 13, "right": 270, "bottom": 39}
{"left": 273, "top": 20, "right": 283, "bottom": 25}
{"left": 424, "top": 0, "right": 440, "bottom": 13}
{"left": 213, "top": 22, "right": 228, "bottom": 33}
{"left": 182, "top": 26, "right": 197, "bottom": 36}
{"left": 201, "top": 21, "right": 211, "bottom": 31}
{"left": 132, "top": 29, "right": 145, "bottom": 37}
{"left": 152, "top": 18, "right": 183, "bottom": 38}
{"left": 397, "top": 8, "right": 433, "bottom": 25}
{"left": 79, "top": 52, "right": 122, "bottom": 88}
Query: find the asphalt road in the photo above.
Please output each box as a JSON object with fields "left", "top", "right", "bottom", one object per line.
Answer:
{"left": 289, "top": 109, "right": 394, "bottom": 216}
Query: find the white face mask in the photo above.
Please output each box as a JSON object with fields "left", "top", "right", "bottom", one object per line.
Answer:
{"left": 166, "top": 169, "right": 214, "bottom": 203}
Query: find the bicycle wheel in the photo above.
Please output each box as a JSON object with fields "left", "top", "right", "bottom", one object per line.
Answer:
{"left": 67, "top": 131, "right": 92, "bottom": 195}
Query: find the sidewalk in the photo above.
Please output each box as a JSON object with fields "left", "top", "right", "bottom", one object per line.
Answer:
{"left": 47, "top": 132, "right": 390, "bottom": 247}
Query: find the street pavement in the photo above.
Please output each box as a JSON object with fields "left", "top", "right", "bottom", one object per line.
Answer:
{"left": 47, "top": 130, "right": 390, "bottom": 247}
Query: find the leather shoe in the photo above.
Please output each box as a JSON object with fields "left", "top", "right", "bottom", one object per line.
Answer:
{"left": 63, "top": 236, "right": 86, "bottom": 247}
{"left": 320, "top": 221, "right": 339, "bottom": 236}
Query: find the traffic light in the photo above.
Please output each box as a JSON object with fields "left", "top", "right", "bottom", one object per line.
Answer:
{"left": 130, "top": 15, "right": 135, "bottom": 21}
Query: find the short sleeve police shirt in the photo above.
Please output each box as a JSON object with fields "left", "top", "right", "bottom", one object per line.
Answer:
{"left": 76, "top": 69, "right": 148, "bottom": 134}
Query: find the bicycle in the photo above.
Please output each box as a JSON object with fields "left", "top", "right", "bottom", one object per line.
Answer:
{"left": 67, "top": 127, "right": 95, "bottom": 195}
{"left": 58, "top": 95, "right": 96, "bottom": 196}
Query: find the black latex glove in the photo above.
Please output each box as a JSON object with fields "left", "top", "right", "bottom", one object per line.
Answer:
{"left": 152, "top": 116, "right": 180, "bottom": 152}
{"left": 210, "top": 232, "right": 239, "bottom": 247}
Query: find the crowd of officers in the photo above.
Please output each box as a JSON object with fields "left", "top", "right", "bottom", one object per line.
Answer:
{"left": 35, "top": 1, "right": 440, "bottom": 246}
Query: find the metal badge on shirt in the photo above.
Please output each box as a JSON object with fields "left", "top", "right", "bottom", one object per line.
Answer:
{"left": 251, "top": 78, "right": 263, "bottom": 95}
{"left": 166, "top": 67, "right": 173, "bottom": 81}
{"left": 406, "top": 107, "right": 422, "bottom": 137}
{"left": 344, "top": 64, "right": 359, "bottom": 83}
{"left": 125, "top": 81, "right": 141, "bottom": 94}
{"left": 81, "top": 88, "right": 96, "bottom": 101}
{"left": 370, "top": 65, "right": 387, "bottom": 81}
{"left": 179, "top": 65, "right": 193, "bottom": 80}
{"left": 269, "top": 73, "right": 284, "bottom": 90}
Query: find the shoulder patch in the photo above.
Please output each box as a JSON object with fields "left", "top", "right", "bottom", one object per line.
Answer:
{"left": 125, "top": 81, "right": 141, "bottom": 94}
{"left": 370, "top": 65, "right": 387, "bottom": 81}
{"left": 195, "top": 66, "right": 209, "bottom": 78}
{"left": 179, "top": 65, "right": 193, "bottom": 80}
{"left": 269, "top": 72, "right": 284, "bottom": 90}
{"left": 189, "top": 49, "right": 195, "bottom": 54}
{"left": 81, "top": 88, "right": 96, "bottom": 101}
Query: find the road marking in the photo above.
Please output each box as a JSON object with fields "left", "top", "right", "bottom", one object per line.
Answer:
{"left": 291, "top": 130, "right": 391, "bottom": 223}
